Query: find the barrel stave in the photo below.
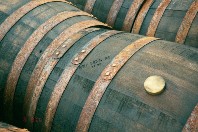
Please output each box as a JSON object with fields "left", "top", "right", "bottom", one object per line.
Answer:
{"left": 68, "top": 0, "right": 87, "bottom": 10}
{"left": 92, "top": 0, "right": 115, "bottom": 23}
{"left": 185, "top": 15, "right": 198, "bottom": 48}
{"left": 113, "top": 0, "right": 135, "bottom": 30}
{"left": 0, "top": 11, "right": 8, "bottom": 25}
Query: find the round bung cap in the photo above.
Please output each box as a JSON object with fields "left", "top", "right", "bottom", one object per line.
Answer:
{"left": 144, "top": 75, "right": 165, "bottom": 95}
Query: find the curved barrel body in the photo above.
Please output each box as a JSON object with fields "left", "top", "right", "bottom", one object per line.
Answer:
{"left": 68, "top": 0, "right": 198, "bottom": 48}
{"left": 0, "top": 0, "right": 198, "bottom": 132}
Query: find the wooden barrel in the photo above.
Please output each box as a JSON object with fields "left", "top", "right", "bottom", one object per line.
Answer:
{"left": 0, "top": 122, "right": 29, "bottom": 132}
{"left": 67, "top": 0, "right": 198, "bottom": 48}
{"left": 0, "top": 0, "right": 198, "bottom": 132}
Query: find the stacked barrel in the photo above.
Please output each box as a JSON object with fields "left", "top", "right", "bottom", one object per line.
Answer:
{"left": 0, "top": 0, "right": 197, "bottom": 132}
{"left": 67, "top": 0, "right": 198, "bottom": 48}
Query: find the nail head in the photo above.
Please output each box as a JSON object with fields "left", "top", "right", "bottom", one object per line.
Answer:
{"left": 55, "top": 52, "right": 60, "bottom": 55}
{"left": 62, "top": 45, "right": 66, "bottom": 48}
{"left": 81, "top": 50, "right": 86, "bottom": 53}
{"left": 74, "top": 57, "right": 79, "bottom": 61}
{"left": 105, "top": 72, "right": 110, "bottom": 76}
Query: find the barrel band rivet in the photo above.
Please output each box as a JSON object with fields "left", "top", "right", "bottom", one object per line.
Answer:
{"left": 132, "top": 0, "right": 154, "bottom": 34}
{"left": 43, "top": 30, "right": 122, "bottom": 132}
{"left": 183, "top": 104, "right": 198, "bottom": 132}
{"left": 55, "top": 52, "right": 60, "bottom": 55}
{"left": 62, "top": 44, "right": 66, "bottom": 48}
{"left": 24, "top": 20, "right": 108, "bottom": 129}
{"left": 106, "top": 0, "right": 124, "bottom": 27}
{"left": 122, "top": 0, "right": 144, "bottom": 32}
{"left": 81, "top": 50, "right": 86, "bottom": 53}
{"left": 74, "top": 57, "right": 79, "bottom": 61}
{"left": 112, "top": 64, "right": 116, "bottom": 67}
{"left": 0, "top": 0, "right": 71, "bottom": 42}
{"left": 146, "top": 0, "right": 171, "bottom": 36}
{"left": 5, "top": 11, "right": 95, "bottom": 123}
{"left": 54, "top": 27, "right": 102, "bottom": 60}
{"left": 176, "top": 1, "right": 198, "bottom": 44}
{"left": 76, "top": 37, "right": 159, "bottom": 132}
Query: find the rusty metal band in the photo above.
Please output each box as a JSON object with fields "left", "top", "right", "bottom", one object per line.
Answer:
{"left": 84, "top": 0, "right": 97, "bottom": 13}
{"left": 183, "top": 104, "right": 198, "bottom": 132}
{"left": 0, "top": 0, "right": 72, "bottom": 42}
{"left": 175, "top": 1, "right": 198, "bottom": 44}
{"left": 76, "top": 37, "right": 159, "bottom": 132}
{"left": 43, "top": 30, "right": 122, "bottom": 132}
{"left": 122, "top": 0, "right": 144, "bottom": 32}
{"left": 132, "top": 0, "right": 154, "bottom": 34}
{"left": 22, "top": 28, "right": 100, "bottom": 128}
{"left": 23, "top": 20, "right": 108, "bottom": 129}
{"left": 4, "top": 11, "right": 92, "bottom": 122}
{"left": 106, "top": 0, "right": 124, "bottom": 27}
{"left": 146, "top": 0, "right": 171, "bottom": 36}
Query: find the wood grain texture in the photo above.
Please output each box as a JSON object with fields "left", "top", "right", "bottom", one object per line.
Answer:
{"left": 67, "top": 0, "right": 198, "bottom": 48}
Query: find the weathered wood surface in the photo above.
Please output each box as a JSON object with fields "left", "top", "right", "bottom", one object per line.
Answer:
{"left": 0, "top": 0, "right": 198, "bottom": 132}
{"left": 68, "top": 0, "right": 198, "bottom": 48}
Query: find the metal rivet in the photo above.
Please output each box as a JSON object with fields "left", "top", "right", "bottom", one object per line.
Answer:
{"left": 74, "top": 57, "right": 79, "bottom": 61}
{"left": 55, "top": 52, "right": 60, "bottom": 55}
{"left": 81, "top": 50, "right": 86, "bottom": 53}
{"left": 144, "top": 75, "right": 165, "bottom": 95}
{"left": 105, "top": 72, "right": 110, "bottom": 76}
{"left": 62, "top": 45, "right": 66, "bottom": 48}
{"left": 112, "top": 64, "right": 116, "bottom": 67}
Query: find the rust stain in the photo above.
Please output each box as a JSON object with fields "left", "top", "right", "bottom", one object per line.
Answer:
{"left": 0, "top": 0, "right": 71, "bottom": 42}
{"left": 106, "top": 0, "right": 124, "bottom": 27}
{"left": 176, "top": 1, "right": 198, "bottom": 44}
{"left": 122, "top": 0, "right": 144, "bottom": 32}
{"left": 132, "top": 0, "right": 154, "bottom": 34}
{"left": 146, "top": 0, "right": 171, "bottom": 36}
{"left": 183, "top": 104, "right": 198, "bottom": 132}
{"left": 76, "top": 37, "right": 159, "bottom": 132}
{"left": 23, "top": 20, "right": 108, "bottom": 129}
{"left": 43, "top": 30, "right": 121, "bottom": 132}
{"left": 22, "top": 28, "right": 99, "bottom": 130}
{"left": 84, "top": 0, "right": 97, "bottom": 13}
{"left": 4, "top": 11, "right": 92, "bottom": 123}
